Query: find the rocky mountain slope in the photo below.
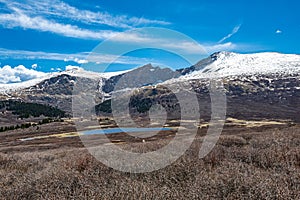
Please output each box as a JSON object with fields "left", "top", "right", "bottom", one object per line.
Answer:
{"left": 0, "top": 67, "right": 126, "bottom": 112}
{"left": 1, "top": 51, "right": 300, "bottom": 121}
{"left": 98, "top": 51, "right": 300, "bottom": 121}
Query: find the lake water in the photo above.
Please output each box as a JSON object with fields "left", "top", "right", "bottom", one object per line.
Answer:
{"left": 20, "top": 127, "right": 173, "bottom": 142}
{"left": 81, "top": 127, "right": 172, "bottom": 135}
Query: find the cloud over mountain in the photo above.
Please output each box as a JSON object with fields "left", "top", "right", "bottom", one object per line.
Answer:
{"left": 0, "top": 65, "right": 47, "bottom": 84}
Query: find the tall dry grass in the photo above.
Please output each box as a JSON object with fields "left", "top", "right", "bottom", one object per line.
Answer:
{"left": 0, "top": 125, "right": 300, "bottom": 199}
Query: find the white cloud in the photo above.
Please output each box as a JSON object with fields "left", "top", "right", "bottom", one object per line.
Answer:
{"left": 0, "top": 48, "right": 86, "bottom": 61}
{"left": 64, "top": 57, "right": 89, "bottom": 64}
{"left": 158, "top": 41, "right": 206, "bottom": 54}
{"left": 31, "top": 63, "right": 38, "bottom": 69}
{"left": 204, "top": 42, "right": 237, "bottom": 53}
{"left": 65, "top": 65, "right": 82, "bottom": 71}
{"left": 276, "top": 29, "right": 282, "bottom": 34}
{"left": 0, "top": 1, "right": 248, "bottom": 56}
{"left": 0, "top": 0, "right": 262, "bottom": 64}
{"left": 87, "top": 53, "right": 151, "bottom": 65}
{"left": 73, "top": 58, "right": 89, "bottom": 64}
{"left": 0, "top": 0, "right": 170, "bottom": 29}
{"left": 0, "top": 0, "right": 169, "bottom": 40}
{"left": 218, "top": 24, "right": 242, "bottom": 43}
{"left": 205, "top": 42, "right": 265, "bottom": 54}
{"left": 0, "top": 65, "right": 47, "bottom": 84}
{"left": 0, "top": 48, "right": 149, "bottom": 65}
{"left": 0, "top": 7, "right": 117, "bottom": 40}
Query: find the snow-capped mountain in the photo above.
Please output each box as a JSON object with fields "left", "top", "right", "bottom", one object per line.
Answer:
{"left": 98, "top": 51, "right": 300, "bottom": 122}
{"left": 0, "top": 64, "right": 173, "bottom": 112}
{"left": 1, "top": 51, "right": 300, "bottom": 121}
{"left": 0, "top": 66, "right": 127, "bottom": 94}
{"left": 0, "top": 66, "right": 129, "bottom": 112}
{"left": 175, "top": 51, "right": 300, "bottom": 81}
{"left": 168, "top": 51, "right": 300, "bottom": 121}
{"left": 2, "top": 51, "right": 299, "bottom": 95}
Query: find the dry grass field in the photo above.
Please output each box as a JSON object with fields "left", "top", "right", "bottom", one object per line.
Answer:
{"left": 0, "top": 120, "right": 299, "bottom": 199}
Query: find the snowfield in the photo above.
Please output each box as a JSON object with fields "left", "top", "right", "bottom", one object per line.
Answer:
{"left": 185, "top": 52, "right": 300, "bottom": 79}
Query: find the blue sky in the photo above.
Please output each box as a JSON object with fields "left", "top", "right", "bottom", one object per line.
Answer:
{"left": 0, "top": 0, "right": 299, "bottom": 80}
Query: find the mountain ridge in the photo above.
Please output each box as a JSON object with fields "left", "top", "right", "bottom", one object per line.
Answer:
{"left": 1, "top": 51, "right": 300, "bottom": 119}
{"left": 1, "top": 51, "right": 300, "bottom": 94}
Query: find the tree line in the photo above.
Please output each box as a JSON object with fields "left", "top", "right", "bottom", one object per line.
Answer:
{"left": 0, "top": 118, "right": 64, "bottom": 133}
{"left": 0, "top": 100, "right": 68, "bottom": 119}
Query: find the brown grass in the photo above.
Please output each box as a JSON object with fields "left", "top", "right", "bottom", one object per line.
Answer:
{"left": 0, "top": 125, "right": 300, "bottom": 199}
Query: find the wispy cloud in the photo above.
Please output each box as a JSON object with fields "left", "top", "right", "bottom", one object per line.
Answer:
{"left": 0, "top": 0, "right": 247, "bottom": 55}
{"left": 276, "top": 29, "right": 282, "bottom": 34}
{"left": 218, "top": 24, "right": 242, "bottom": 43}
{"left": 0, "top": 0, "right": 171, "bottom": 40}
{"left": 0, "top": 0, "right": 170, "bottom": 31}
{"left": 0, "top": 7, "right": 118, "bottom": 40}
{"left": 205, "top": 42, "right": 237, "bottom": 53}
{"left": 160, "top": 41, "right": 245, "bottom": 54}
{"left": 0, "top": 48, "right": 89, "bottom": 63}
{"left": 0, "top": 48, "right": 152, "bottom": 65}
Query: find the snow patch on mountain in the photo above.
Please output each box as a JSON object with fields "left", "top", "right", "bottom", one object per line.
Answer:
{"left": 0, "top": 65, "right": 130, "bottom": 93}
{"left": 183, "top": 52, "right": 300, "bottom": 79}
{"left": 0, "top": 77, "right": 48, "bottom": 95}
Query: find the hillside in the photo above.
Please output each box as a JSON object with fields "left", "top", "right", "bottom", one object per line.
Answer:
{"left": 1, "top": 51, "right": 300, "bottom": 122}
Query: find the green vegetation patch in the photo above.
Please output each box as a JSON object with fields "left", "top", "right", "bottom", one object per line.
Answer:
{"left": 0, "top": 100, "right": 67, "bottom": 119}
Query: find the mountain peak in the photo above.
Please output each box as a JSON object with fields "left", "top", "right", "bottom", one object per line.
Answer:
{"left": 140, "top": 63, "right": 153, "bottom": 68}
{"left": 211, "top": 51, "right": 236, "bottom": 57}
{"left": 177, "top": 51, "right": 300, "bottom": 80}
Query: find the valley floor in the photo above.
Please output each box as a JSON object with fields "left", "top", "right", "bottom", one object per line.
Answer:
{"left": 0, "top": 120, "right": 299, "bottom": 199}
